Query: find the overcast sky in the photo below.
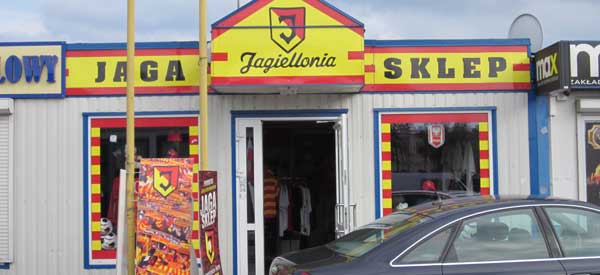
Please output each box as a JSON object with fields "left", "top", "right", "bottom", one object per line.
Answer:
{"left": 2, "top": 0, "right": 599, "bottom": 50}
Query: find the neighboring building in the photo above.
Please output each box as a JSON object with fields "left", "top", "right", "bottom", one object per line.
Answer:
{"left": 0, "top": 1, "right": 563, "bottom": 275}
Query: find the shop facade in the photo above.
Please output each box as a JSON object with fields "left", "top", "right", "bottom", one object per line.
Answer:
{"left": 0, "top": 1, "right": 552, "bottom": 275}
{"left": 535, "top": 41, "right": 600, "bottom": 205}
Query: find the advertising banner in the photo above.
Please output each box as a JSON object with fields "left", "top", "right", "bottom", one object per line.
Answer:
{"left": 0, "top": 42, "right": 64, "bottom": 98}
{"left": 364, "top": 44, "right": 531, "bottom": 92}
{"left": 136, "top": 158, "right": 194, "bottom": 275}
{"left": 210, "top": 0, "right": 365, "bottom": 93}
{"left": 199, "top": 171, "right": 222, "bottom": 275}
{"left": 66, "top": 45, "right": 207, "bottom": 96}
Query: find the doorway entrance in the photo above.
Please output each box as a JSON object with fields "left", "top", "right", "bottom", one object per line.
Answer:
{"left": 234, "top": 112, "right": 352, "bottom": 275}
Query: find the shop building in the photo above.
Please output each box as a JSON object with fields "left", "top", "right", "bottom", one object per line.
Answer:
{"left": 535, "top": 41, "right": 600, "bottom": 205}
{"left": 0, "top": 1, "right": 553, "bottom": 275}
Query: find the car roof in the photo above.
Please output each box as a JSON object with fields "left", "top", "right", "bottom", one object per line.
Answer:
{"left": 394, "top": 195, "right": 596, "bottom": 220}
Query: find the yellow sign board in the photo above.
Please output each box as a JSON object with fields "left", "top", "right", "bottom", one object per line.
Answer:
{"left": 0, "top": 43, "right": 64, "bottom": 97}
{"left": 364, "top": 45, "right": 531, "bottom": 91}
{"left": 66, "top": 48, "right": 203, "bottom": 96}
{"left": 211, "top": 0, "right": 365, "bottom": 92}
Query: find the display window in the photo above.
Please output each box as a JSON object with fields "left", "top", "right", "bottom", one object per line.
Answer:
{"left": 378, "top": 111, "right": 494, "bottom": 216}
{"left": 580, "top": 119, "right": 600, "bottom": 206}
{"left": 83, "top": 113, "right": 200, "bottom": 267}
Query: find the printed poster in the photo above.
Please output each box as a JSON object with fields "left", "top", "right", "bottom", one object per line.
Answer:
{"left": 135, "top": 158, "right": 194, "bottom": 275}
{"left": 199, "top": 171, "right": 222, "bottom": 275}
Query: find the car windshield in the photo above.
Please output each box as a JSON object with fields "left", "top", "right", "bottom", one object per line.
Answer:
{"left": 325, "top": 211, "right": 431, "bottom": 257}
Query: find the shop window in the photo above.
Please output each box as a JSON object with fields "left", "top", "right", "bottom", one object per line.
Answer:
{"left": 84, "top": 114, "right": 199, "bottom": 267}
{"left": 379, "top": 112, "right": 494, "bottom": 216}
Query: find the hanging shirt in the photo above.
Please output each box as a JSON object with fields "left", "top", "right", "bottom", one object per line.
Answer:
{"left": 463, "top": 141, "right": 476, "bottom": 191}
{"left": 278, "top": 184, "right": 289, "bottom": 237}
{"left": 264, "top": 171, "right": 279, "bottom": 219}
{"left": 299, "top": 186, "right": 312, "bottom": 236}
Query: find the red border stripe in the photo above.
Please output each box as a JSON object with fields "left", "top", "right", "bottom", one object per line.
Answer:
{"left": 66, "top": 48, "right": 199, "bottom": 57}
{"left": 303, "top": 0, "right": 364, "bottom": 36}
{"left": 479, "top": 132, "right": 489, "bottom": 140}
{"left": 364, "top": 64, "right": 375, "bottom": 73}
{"left": 91, "top": 117, "right": 198, "bottom": 128}
{"left": 66, "top": 86, "right": 216, "bottom": 96}
{"left": 212, "top": 0, "right": 274, "bottom": 39}
{"left": 361, "top": 82, "right": 531, "bottom": 92}
{"left": 91, "top": 137, "right": 101, "bottom": 146}
{"left": 382, "top": 113, "right": 488, "bottom": 123}
{"left": 381, "top": 133, "right": 391, "bottom": 142}
{"left": 212, "top": 52, "right": 228, "bottom": 61}
{"left": 371, "top": 45, "right": 528, "bottom": 53}
{"left": 211, "top": 75, "right": 364, "bottom": 85}
{"left": 513, "top": 63, "right": 530, "bottom": 71}
{"left": 382, "top": 152, "right": 391, "bottom": 161}
{"left": 348, "top": 51, "right": 364, "bottom": 60}
{"left": 480, "top": 150, "right": 489, "bottom": 160}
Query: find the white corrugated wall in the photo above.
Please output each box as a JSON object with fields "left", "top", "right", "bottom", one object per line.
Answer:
{"left": 2, "top": 92, "right": 530, "bottom": 275}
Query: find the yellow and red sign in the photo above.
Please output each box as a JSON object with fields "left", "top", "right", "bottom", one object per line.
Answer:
{"left": 0, "top": 43, "right": 64, "bottom": 97}
{"left": 136, "top": 158, "right": 194, "bottom": 275}
{"left": 66, "top": 47, "right": 206, "bottom": 96}
{"left": 364, "top": 45, "right": 531, "bottom": 92}
{"left": 210, "top": 0, "right": 365, "bottom": 92}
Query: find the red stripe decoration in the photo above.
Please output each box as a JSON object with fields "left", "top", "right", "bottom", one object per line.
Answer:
{"left": 382, "top": 113, "right": 488, "bottom": 123}
{"left": 303, "top": 0, "right": 364, "bottom": 36}
{"left": 189, "top": 136, "right": 199, "bottom": 145}
{"left": 481, "top": 188, "right": 490, "bottom": 196}
{"left": 91, "top": 117, "right": 197, "bottom": 128}
{"left": 513, "top": 63, "right": 530, "bottom": 71}
{"left": 382, "top": 171, "right": 392, "bottom": 179}
{"left": 381, "top": 152, "right": 391, "bottom": 161}
{"left": 371, "top": 45, "right": 528, "bottom": 53}
{"left": 382, "top": 189, "right": 392, "bottom": 198}
{"left": 192, "top": 231, "right": 199, "bottom": 239}
{"left": 92, "top": 232, "right": 102, "bottom": 240}
{"left": 381, "top": 133, "right": 391, "bottom": 142}
{"left": 212, "top": 0, "right": 274, "bottom": 39}
{"left": 479, "top": 132, "right": 489, "bottom": 140}
{"left": 361, "top": 82, "right": 531, "bottom": 92}
{"left": 91, "top": 156, "right": 101, "bottom": 164}
{"left": 211, "top": 75, "right": 364, "bottom": 85}
{"left": 364, "top": 64, "right": 375, "bottom": 73}
{"left": 92, "top": 213, "right": 101, "bottom": 220}
{"left": 479, "top": 150, "right": 489, "bottom": 159}
{"left": 66, "top": 48, "right": 199, "bottom": 57}
{"left": 67, "top": 86, "right": 212, "bottom": 96}
{"left": 383, "top": 208, "right": 392, "bottom": 216}
{"left": 480, "top": 169, "right": 490, "bottom": 178}
{"left": 92, "top": 194, "right": 101, "bottom": 203}
{"left": 348, "top": 51, "right": 364, "bottom": 60}
{"left": 91, "top": 175, "right": 101, "bottom": 184}
{"left": 212, "top": 52, "right": 228, "bottom": 61}
{"left": 91, "top": 137, "right": 101, "bottom": 146}
{"left": 92, "top": 250, "right": 116, "bottom": 259}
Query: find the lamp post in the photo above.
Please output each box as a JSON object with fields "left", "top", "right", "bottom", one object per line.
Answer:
{"left": 125, "top": 0, "right": 136, "bottom": 273}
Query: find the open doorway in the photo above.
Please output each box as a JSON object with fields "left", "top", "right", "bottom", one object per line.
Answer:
{"left": 261, "top": 121, "right": 337, "bottom": 268}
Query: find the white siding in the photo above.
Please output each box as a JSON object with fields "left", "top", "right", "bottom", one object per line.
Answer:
{"left": 2, "top": 92, "right": 531, "bottom": 275}
{"left": 0, "top": 114, "right": 11, "bottom": 263}
{"left": 550, "top": 96, "right": 579, "bottom": 199}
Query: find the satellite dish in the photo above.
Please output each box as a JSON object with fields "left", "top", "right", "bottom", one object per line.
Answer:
{"left": 508, "top": 13, "right": 543, "bottom": 52}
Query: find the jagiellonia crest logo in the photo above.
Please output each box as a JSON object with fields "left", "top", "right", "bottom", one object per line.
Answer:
{"left": 269, "top": 7, "right": 306, "bottom": 53}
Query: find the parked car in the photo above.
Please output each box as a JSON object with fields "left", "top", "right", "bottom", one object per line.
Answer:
{"left": 391, "top": 190, "right": 477, "bottom": 210}
{"left": 269, "top": 196, "right": 600, "bottom": 275}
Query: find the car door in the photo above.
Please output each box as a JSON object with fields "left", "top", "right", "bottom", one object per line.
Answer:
{"left": 542, "top": 206, "right": 600, "bottom": 275}
{"left": 442, "top": 207, "right": 566, "bottom": 275}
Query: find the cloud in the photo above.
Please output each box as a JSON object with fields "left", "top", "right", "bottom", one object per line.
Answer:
{"left": 0, "top": 8, "right": 50, "bottom": 41}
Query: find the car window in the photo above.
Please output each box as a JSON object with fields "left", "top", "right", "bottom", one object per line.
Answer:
{"left": 544, "top": 207, "right": 600, "bottom": 257}
{"left": 446, "top": 208, "right": 549, "bottom": 263}
{"left": 326, "top": 212, "right": 431, "bottom": 258}
{"left": 396, "top": 226, "right": 454, "bottom": 264}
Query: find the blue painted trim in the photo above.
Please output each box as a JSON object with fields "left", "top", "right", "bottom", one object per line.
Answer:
{"left": 61, "top": 42, "right": 67, "bottom": 97}
{"left": 66, "top": 41, "right": 199, "bottom": 50}
{"left": 361, "top": 90, "right": 529, "bottom": 95}
{"left": 82, "top": 111, "right": 199, "bottom": 269}
{"left": 82, "top": 114, "right": 91, "bottom": 269}
{"left": 0, "top": 41, "right": 65, "bottom": 46}
{"left": 492, "top": 110, "right": 499, "bottom": 195}
{"left": 212, "top": 0, "right": 363, "bottom": 28}
{"left": 0, "top": 263, "right": 9, "bottom": 269}
{"left": 231, "top": 109, "right": 348, "bottom": 117}
{"left": 365, "top": 38, "right": 530, "bottom": 47}
{"left": 535, "top": 95, "right": 550, "bottom": 195}
{"left": 230, "top": 114, "right": 238, "bottom": 275}
{"left": 373, "top": 111, "right": 381, "bottom": 219}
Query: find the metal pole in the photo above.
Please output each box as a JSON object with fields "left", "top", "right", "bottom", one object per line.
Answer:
{"left": 199, "top": 0, "right": 208, "bottom": 171}
{"left": 126, "top": 0, "right": 136, "bottom": 273}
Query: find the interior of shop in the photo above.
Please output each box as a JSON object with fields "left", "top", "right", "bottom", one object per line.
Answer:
{"left": 261, "top": 121, "right": 337, "bottom": 270}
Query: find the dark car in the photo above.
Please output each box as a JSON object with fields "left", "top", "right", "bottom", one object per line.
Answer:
{"left": 269, "top": 196, "right": 600, "bottom": 275}
{"left": 391, "top": 190, "right": 478, "bottom": 211}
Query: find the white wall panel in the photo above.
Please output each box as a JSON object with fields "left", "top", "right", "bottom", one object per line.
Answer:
{"left": 2, "top": 92, "right": 531, "bottom": 275}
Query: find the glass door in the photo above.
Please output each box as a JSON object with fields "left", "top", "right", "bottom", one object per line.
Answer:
{"left": 235, "top": 119, "right": 264, "bottom": 275}
{"left": 334, "top": 114, "right": 353, "bottom": 237}
{"left": 578, "top": 116, "right": 600, "bottom": 205}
